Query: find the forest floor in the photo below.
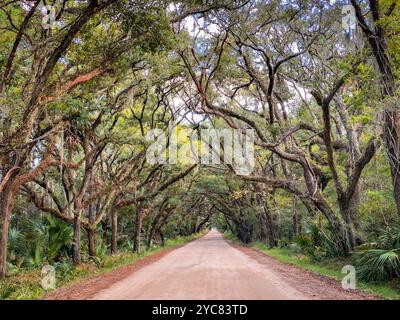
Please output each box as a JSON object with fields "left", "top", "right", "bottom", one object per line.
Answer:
{"left": 45, "top": 230, "right": 381, "bottom": 300}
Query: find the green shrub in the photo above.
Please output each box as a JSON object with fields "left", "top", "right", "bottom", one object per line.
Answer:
{"left": 9, "top": 215, "right": 73, "bottom": 268}
{"left": 357, "top": 224, "right": 400, "bottom": 282}
{"left": 357, "top": 249, "right": 400, "bottom": 282}
{"left": 294, "top": 235, "right": 314, "bottom": 255}
{"left": 0, "top": 283, "right": 16, "bottom": 299}
{"left": 295, "top": 222, "right": 341, "bottom": 259}
{"left": 378, "top": 224, "right": 400, "bottom": 249}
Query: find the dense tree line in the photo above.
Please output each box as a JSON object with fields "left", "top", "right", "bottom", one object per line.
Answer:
{"left": 1, "top": 0, "right": 400, "bottom": 283}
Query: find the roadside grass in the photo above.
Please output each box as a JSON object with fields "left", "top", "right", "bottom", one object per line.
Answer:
{"left": 224, "top": 231, "right": 400, "bottom": 300}
{"left": 0, "top": 232, "right": 206, "bottom": 300}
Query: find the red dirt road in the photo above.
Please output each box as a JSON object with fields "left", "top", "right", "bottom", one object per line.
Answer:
{"left": 85, "top": 230, "right": 377, "bottom": 300}
{"left": 92, "top": 230, "right": 307, "bottom": 300}
{"left": 46, "top": 230, "right": 380, "bottom": 300}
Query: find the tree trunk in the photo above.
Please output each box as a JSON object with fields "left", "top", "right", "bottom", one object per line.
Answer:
{"left": 148, "top": 207, "right": 174, "bottom": 248}
{"left": 385, "top": 122, "right": 400, "bottom": 219}
{"left": 192, "top": 221, "right": 198, "bottom": 234}
{"left": 276, "top": 207, "right": 282, "bottom": 240}
{"left": 111, "top": 208, "right": 118, "bottom": 254}
{"left": 224, "top": 215, "right": 234, "bottom": 233}
{"left": 256, "top": 187, "right": 268, "bottom": 244}
{"left": 300, "top": 160, "right": 352, "bottom": 255}
{"left": 134, "top": 207, "right": 143, "bottom": 254}
{"left": 259, "top": 209, "right": 267, "bottom": 242}
{"left": 255, "top": 187, "right": 274, "bottom": 246}
{"left": 87, "top": 228, "right": 96, "bottom": 259}
{"left": 263, "top": 204, "right": 276, "bottom": 247}
{"left": 72, "top": 212, "right": 81, "bottom": 265}
{"left": 336, "top": 96, "right": 362, "bottom": 228}
{"left": 0, "top": 168, "right": 18, "bottom": 278}
{"left": 87, "top": 205, "right": 96, "bottom": 259}
{"left": 292, "top": 196, "right": 301, "bottom": 238}
{"left": 338, "top": 199, "right": 357, "bottom": 251}
{"left": 196, "top": 214, "right": 210, "bottom": 233}
{"left": 147, "top": 211, "right": 163, "bottom": 249}
{"left": 0, "top": 191, "right": 12, "bottom": 278}
{"left": 160, "top": 232, "right": 165, "bottom": 246}
{"left": 349, "top": 183, "right": 361, "bottom": 229}
{"left": 352, "top": 0, "right": 400, "bottom": 218}
{"left": 314, "top": 194, "right": 352, "bottom": 255}
{"left": 101, "top": 220, "right": 108, "bottom": 245}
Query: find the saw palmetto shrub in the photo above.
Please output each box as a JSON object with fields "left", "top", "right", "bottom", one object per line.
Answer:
{"left": 357, "top": 225, "right": 400, "bottom": 282}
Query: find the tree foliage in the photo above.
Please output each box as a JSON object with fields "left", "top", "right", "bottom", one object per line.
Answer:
{"left": 1, "top": 0, "right": 400, "bottom": 285}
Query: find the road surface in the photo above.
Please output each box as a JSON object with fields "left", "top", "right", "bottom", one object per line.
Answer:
{"left": 92, "top": 230, "right": 307, "bottom": 300}
{"left": 46, "top": 230, "right": 379, "bottom": 300}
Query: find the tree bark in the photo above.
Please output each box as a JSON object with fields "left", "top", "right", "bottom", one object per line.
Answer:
{"left": 313, "top": 194, "right": 352, "bottom": 255}
{"left": 101, "top": 219, "right": 108, "bottom": 245}
{"left": 87, "top": 205, "right": 96, "bottom": 259}
{"left": 88, "top": 228, "right": 96, "bottom": 259}
{"left": 0, "top": 169, "right": 18, "bottom": 278}
{"left": 349, "top": 183, "right": 361, "bottom": 229}
{"left": 338, "top": 201, "right": 357, "bottom": 250}
{"left": 111, "top": 208, "right": 118, "bottom": 254}
{"left": 134, "top": 206, "right": 143, "bottom": 254}
{"left": 147, "top": 210, "right": 164, "bottom": 249}
{"left": 72, "top": 212, "right": 81, "bottom": 265}
{"left": 386, "top": 129, "right": 400, "bottom": 219}
{"left": 255, "top": 185, "right": 275, "bottom": 246}
{"left": 196, "top": 214, "right": 210, "bottom": 233}
{"left": 0, "top": 190, "right": 13, "bottom": 278}
{"left": 263, "top": 204, "right": 276, "bottom": 247}
{"left": 336, "top": 96, "right": 362, "bottom": 228}
{"left": 351, "top": 0, "right": 400, "bottom": 218}
{"left": 259, "top": 209, "right": 267, "bottom": 242}
{"left": 292, "top": 196, "right": 301, "bottom": 238}
{"left": 147, "top": 222, "right": 158, "bottom": 249}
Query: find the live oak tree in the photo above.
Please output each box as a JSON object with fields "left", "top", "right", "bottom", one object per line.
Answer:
{"left": 176, "top": 0, "right": 397, "bottom": 254}
{"left": 1, "top": 0, "right": 400, "bottom": 282}
{"left": 0, "top": 0, "right": 122, "bottom": 278}
{"left": 0, "top": 0, "right": 184, "bottom": 275}
{"left": 350, "top": 0, "right": 400, "bottom": 218}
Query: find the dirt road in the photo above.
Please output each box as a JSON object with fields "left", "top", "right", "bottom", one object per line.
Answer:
{"left": 62, "top": 230, "right": 373, "bottom": 300}
{"left": 46, "top": 230, "right": 379, "bottom": 300}
{"left": 91, "top": 230, "right": 305, "bottom": 299}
